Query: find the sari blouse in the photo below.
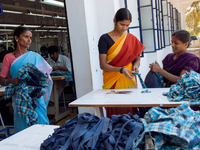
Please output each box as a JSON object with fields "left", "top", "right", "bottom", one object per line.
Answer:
{"left": 0, "top": 53, "right": 16, "bottom": 78}
{"left": 163, "top": 52, "right": 200, "bottom": 87}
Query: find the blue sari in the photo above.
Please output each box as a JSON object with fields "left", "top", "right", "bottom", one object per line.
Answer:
{"left": 10, "top": 51, "right": 53, "bottom": 133}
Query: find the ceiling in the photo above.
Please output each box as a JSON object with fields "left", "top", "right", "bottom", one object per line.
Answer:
{"left": 0, "top": 0, "right": 197, "bottom": 42}
{"left": 0, "top": 0, "right": 66, "bottom": 42}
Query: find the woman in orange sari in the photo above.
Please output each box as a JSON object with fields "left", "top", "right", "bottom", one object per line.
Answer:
{"left": 98, "top": 8, "right": 145, "bottom": 118}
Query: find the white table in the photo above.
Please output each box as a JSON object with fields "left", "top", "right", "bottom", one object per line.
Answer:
{"left": 0, "top": 124, "right": 58, "bottom": 150}
{"left": 0, "top": 86, "right": 6, "bottom": 95}
{"left": 69, "top": 88, "right": 184, "bottom": 117}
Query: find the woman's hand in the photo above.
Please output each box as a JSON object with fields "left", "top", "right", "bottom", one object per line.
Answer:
{"left": 122, "top": 68, "right": 135, "bottom": 79}
{"left": 12, "top": 77, "right": 20, "bottom": 85}
{"left": 37, "top": 93, "right": 45, "bottom": 98}
{"left": 132, "top": 66, "right": 139, "bottom": 73}
{"left": 149, "top": 61, "right": 162, "bottom": 73}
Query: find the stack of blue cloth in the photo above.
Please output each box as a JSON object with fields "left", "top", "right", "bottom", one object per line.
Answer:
{"left": 40, "top": 113, "right": 144, "bottom": 150}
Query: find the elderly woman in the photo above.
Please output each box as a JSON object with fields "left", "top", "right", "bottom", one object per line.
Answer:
{"left": 0, "top": 26, "right": 53, "bottom": 133}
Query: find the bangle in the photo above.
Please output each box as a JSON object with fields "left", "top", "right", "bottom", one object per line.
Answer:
{"left": 166, "top": 73, "right": 172, "bottom": 80}
{"left": 120, "top": 67, "right": 125, "bottom": 74}
{"left": 5, "top": 79, "right": 8, "bottom": 86}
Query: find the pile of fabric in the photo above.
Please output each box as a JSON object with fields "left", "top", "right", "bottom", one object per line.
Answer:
{"left": 41, "top": 103, "right": 200, "bottom": 150}
{"left": 165, "top": 70, "right": 200, "bottom": 103}
{"left": 40, "top": 71, "right": 200, "bottom": 149}
{"left": 40, "top": 113, "right": 144, "bottom": 150}
{"left": 134, "top": 103, "right": 200, "bottom": 149}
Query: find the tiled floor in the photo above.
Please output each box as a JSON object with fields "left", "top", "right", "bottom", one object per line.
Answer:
{"left": 48, "top": 106, "right": 78, "bottom": 125}
{"left": 56, "top": 112, "right": 77, "bottom": 126}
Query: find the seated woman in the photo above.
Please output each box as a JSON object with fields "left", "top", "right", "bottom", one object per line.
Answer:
{"left": 0, "top": 26, "right": 53, "bottom": 133}
{"left": 138, "top": 30, "right": 200, "bottom": 118}
{"left": 150, "top": 30, "right": 199, "bottom": 87}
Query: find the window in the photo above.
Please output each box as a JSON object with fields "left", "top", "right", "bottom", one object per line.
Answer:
{"left": 162, "top": 0, "right": 170, "bottom": 46}
{"left": 125, "top": 0, "right": 180, "bottom": 53}
{"left": 125, "top": 0, "right": 144, "bottom": 56}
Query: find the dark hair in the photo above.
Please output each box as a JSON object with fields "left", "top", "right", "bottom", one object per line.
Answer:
{"left": 40, "top": 46, "right": 48, "bottom": 52}
{"left": 8, "top": 47, "right": 15, "bottom": 52}
{"left": 48, "top": 45, "right": 59, "bottom": 54}
{"left": 172, "top": 30, "right": 191, "bottom": 48}
{"left": 13, "top": 26, "right": 31, "bottom": 49}
{"left": 114, "top": 8, "right": 132, "bottom": 23}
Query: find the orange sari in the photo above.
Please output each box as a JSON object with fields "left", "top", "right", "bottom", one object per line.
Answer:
{"left": 103, "top": 33, "right": 145, "bottom": 118}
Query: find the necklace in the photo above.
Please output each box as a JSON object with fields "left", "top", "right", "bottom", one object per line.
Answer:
{"left": 13, "top": 52, "right": 17, "bottom": 57}
{"left": 13, "top": 50, "right": 28, "bottom": 58}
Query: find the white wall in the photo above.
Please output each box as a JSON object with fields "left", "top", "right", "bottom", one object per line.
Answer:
{"left": 65, "top": 0, "right": 173, "bottom": 115}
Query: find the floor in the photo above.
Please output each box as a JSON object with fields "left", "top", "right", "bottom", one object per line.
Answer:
{"left": 48, "top": 85, "right": 78, "bottom": 125}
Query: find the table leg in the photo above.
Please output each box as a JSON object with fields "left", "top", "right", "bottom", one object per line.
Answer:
{"left": 95, "top": 107, "right": 104, "bottom": 117}
{"left": 48, "top": 81, "right": 70, "bottom": 122}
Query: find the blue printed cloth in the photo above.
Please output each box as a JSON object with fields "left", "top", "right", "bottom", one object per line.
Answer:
{"left": 3, "top": 63, "right": 49, "bottom": 125}
{"left": 164, "top": 70, "right": 200, "bottom": 103}
{"left": 50, "top": 70, "right": 73, "bottom": 82}
{"left": 133, "top": 73, "right": 147, "bottom": 88}
{"left": 133, "top": 103, "right": 200, "bottom": 150}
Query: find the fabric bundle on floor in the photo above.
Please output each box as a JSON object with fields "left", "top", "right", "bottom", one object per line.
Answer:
{"left": 40, "top": 113, "right": 143, "bottom": 150}
{"left": 133, "top": 103, "right": 200, "bottom": 150}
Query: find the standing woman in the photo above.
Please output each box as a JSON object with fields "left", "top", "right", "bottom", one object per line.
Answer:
{"left": 0, "top": 26, "right": 53, "bottom": 133}
{"left": 98, "top": 8, "right": 145, "bottom": 118}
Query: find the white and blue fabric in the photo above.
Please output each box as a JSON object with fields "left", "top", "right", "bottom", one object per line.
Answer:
{"left": 164, "top": 70, "right": 200, "bottom": 104}
{"left": 133, "top": 103, "right": 200, "bottom": 150}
